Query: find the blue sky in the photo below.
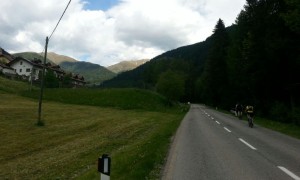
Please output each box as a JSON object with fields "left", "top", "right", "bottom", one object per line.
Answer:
{"left": 84, "top": 0, "right": 120, "bottom": 11}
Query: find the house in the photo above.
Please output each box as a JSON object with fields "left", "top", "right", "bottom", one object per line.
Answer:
{"left": 8, "top": 57, "right": 68, "bottom": 82}
{"left": 45, "top": 62, "right": 65, "bottom": 80}
{"left": 0, "top": 63, "right": 16, "bottom": 77}
{"left": 1, "top": 47, "right": 86, "bottom": 87}
{"left": 0, "top": 48, "right": 16, "bottom": 78}
{"left": 71, "top": 74, "right": 86, "bottom": 87}
{"left": 7, "top": 57, "right": 43, "bottom": 81}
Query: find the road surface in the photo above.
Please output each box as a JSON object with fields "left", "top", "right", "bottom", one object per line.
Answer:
{"left": 162, "top": 104, "right": 300, "bottom": 180}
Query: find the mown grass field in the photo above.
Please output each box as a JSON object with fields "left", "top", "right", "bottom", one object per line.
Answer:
{"left": 22, "top": 88, "right": 172, "bottom": 112}
{"left": 0, "top": 77, "right": 187, "bottom": 179}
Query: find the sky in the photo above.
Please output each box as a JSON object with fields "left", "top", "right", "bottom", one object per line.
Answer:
{"left": 0, "top": 0, "right": 246, "bottom": 66}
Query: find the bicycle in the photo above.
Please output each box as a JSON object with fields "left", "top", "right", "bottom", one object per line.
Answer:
{"left": 237, "top": 111, "right": 243, "bottom": 120}
{"left": 247, "top": 114, "right": 254, "bottom": 128}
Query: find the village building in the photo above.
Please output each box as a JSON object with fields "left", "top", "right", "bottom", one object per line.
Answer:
{"left": 0, "top": 47, "right": 17, "bottom": 78}
{"left": 1, "top": 47, "right": 86, "bottom": 87}
{"left": 71, "top": 74, "right": 86, "bottom": 87}
{"left": 7, "top": 57, "right": 44, "bottom": 81}
{"left": 45, "top": 62, "right": 65, "bottom": 80}
{"left": 7, "top": 57, "right": 69, "bottom": 82}
{"left": 0, "top": 63, "right": 16, "bottom": 77}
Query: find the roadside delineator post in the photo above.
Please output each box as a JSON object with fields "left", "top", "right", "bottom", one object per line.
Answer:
{"left": 98, "top": 154, "right": 111, "bottom": 180}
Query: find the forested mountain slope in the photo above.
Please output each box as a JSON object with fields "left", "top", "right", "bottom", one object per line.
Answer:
{"left": 60, "top": 61, "right": 116, "bottom": 84}
{"left": 102, "top": 36, "right": 214, "bottom": 98}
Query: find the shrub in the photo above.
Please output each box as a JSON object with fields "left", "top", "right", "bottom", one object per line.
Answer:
{"left": 269, "top": 102, "right": 289, "bottom": 122}
{"left": 289, "top": 107, "right": 300, "bottom": 125}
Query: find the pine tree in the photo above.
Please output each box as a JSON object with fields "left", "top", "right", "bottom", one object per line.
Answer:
{"left": 199, "top": 19, "right": 229, "bottom": 107}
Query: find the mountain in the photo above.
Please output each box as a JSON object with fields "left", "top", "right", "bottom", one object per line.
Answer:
{"left": 13, "top": 52, "right": 53, "bottom": 63}
{"left": 107, "top": 59, "right": 149, "bottom": 73}
{"left": 60, "top": 61, "right": 116, "bottom": 84}
{"left": 47, "top": 52, "right": 77, "bottom": 64}
{"left": 102, "top": 36, "right": 213, "bottom": 91}
{"left": 46, "top": 52, "right": 116, "bottom": 84}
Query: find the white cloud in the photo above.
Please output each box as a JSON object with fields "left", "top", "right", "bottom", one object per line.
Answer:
{"left": 0, "top": 0, "right": 245, "bottom": 66}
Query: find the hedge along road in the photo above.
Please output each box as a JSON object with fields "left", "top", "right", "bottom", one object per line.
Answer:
{"left": 162, "top": 104, "right": 300, "bottom": 180}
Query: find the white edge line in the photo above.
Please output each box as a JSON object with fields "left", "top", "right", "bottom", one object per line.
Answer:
{"left": 224, "top": 127, "right": 231, "bottom": 132}
{"left": 239, "top": 138, "right": 257, "bottom": 150}
{"left": 215, "top": 121, "right": 220, "bottom": 124}
{"left": 278, "top": 166, "right": 300, "bottom": 180}
{"left": 211, "top": 117, "right": 214, "bottom": 120}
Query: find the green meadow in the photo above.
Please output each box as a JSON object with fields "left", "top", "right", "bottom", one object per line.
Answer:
{"left": 0, "top": 77, "right": 187, "bottom": 179}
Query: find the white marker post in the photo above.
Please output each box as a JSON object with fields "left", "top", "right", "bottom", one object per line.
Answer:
{"left": 98, "top": 154, "right": 111, "bottom": 180}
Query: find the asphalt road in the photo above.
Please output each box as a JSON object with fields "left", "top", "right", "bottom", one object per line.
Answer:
{"left": 162, "top": 104, "right": 300, "bottom": 180}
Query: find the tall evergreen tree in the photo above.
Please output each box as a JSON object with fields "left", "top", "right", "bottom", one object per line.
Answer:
{"left": 199, "top": 19, "right": 229, "bottom": 107}
{"left": 230, "top": 0, "right": 300, "bottom": 118}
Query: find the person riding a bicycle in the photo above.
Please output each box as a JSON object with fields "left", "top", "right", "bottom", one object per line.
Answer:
{"left": 235, "top": 103, "right": 243, "bottom": 119}
{"left": 245, "top": 105, "right": 254, "bottom": 127}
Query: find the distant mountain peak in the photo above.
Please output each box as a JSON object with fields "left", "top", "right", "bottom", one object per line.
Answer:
{"left": 107, "top": 59, "right": 149, "bottom": 73}
{"left": 47, "top": 52, "right": 78, "bottom": 65}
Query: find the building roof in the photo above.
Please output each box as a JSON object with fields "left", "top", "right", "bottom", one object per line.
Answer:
{"left": 71, "top": 74, "right": 85, "bottom": 83}
{"left": 8, "top": 56, "right": 44, "bottom": 68}
{"left": 0, "top": 47, "right": 14, "bottom": 61}
{"left": 0, "top": 63, "right": 14, "bottom": 70}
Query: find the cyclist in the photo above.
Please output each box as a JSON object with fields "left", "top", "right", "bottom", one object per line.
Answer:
{"left": 245, "top": 105, "right": 254, "bottom": 127}
{"left": 235, "top": 103, "right": 243, "bottom": 119}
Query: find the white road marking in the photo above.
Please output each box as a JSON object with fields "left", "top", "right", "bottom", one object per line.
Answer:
{"left": 224, "top": 127, "right": 231, "bottom": 132}
{"left": 239, "top": 138, "right": 257, "bottom": 150}
{"left": 215, "top": 121, "right": 220, "bottom": 124}
{"left": 211, "top": 117, "right": 214, "bottom": 120}
{"left": 207, "top": 114, "right": 210, "bottom": 116}
{"left": 278, "top": 166, "right": 300, "bottom": 180}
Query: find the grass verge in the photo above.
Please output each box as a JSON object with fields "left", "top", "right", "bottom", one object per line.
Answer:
{"left": 254, "top": 117, "right": 300, "bottom": 139}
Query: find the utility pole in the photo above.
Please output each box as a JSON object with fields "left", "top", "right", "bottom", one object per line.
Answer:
{"left": 36, "top": 0, "right": 71, "bottom": 126}
{"left": 30, "top": 69, "right": 33, "bottom": 91}
{"left": 37, "top": 36, "right": 49, "bottom": 126}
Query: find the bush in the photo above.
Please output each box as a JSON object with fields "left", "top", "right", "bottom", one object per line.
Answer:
{"left": 156, "top": 70, "right": 185, "bottom": 102}
{"left": 289, "top": 107, "right": 300, "bottom": 125}
{"left": 269, "top": 102, "right": 289, "bottom": 122}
